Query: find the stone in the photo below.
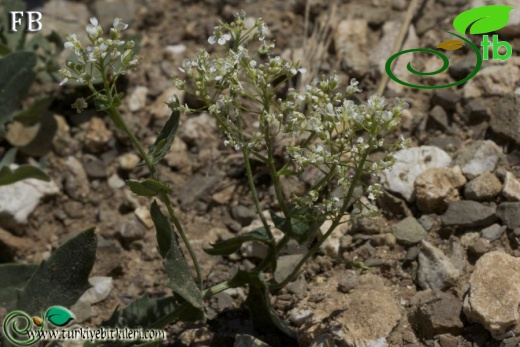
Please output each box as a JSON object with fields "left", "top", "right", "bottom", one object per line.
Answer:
{"left": 82, "top": 154, "right": 108, "bottom": 179}
{"left": 107, "top": 174, "right": 126, "bottom": 189}
{"left": 453, "top": 140, "right": 502, "bottom": 179}
{"left": 503, "top": 171, "right": 520, "bottom": 201}
{"left": 178, "top": 173, "right": 224, "bottom": 205}
{"left": 448, "top": 56, "right": 475, "bottom": 81}
{"left": 491, "top": 93, "right": 520, "bottom": 145}
{"left": 117, "top": 152, "right": 141, "bottom": 171}
{"left": 432, "top": 90, "right": 461, "bottom": 112}
{"left": 39, "top": 0, "right": 90, "bottom": 42}
{"left": 134, "top": 206, "right": 154, "bottom": 229}
{"left": 164, "top": 44, "right": 187, "bottom": 62}
{"left": 497, "top": 202, "right": 520, "bottom": 229}
{"left": 0, "top": 228, "right": 34, "bottom": 261}
{"left": 464, "top": 65, "right": 520, "bottom": 99}
{"left": 319, "top": 215, "right": 350, "bottom": 256}
{"left": 463, "top": 99, "right": 489, "bottom": 124}
{"left": 163, "top": 137, "right": 191, "bottom": 173}
{"left": 65, "top": 156, "right": 90, "bottom": 201}
{"left": 231, "top": 205, "right": 256, "bottom": 227}
{"left": 234, "top": 335, "right": 271, "bottom": 347}
{"left": 335, "top": 19, "right": 369, "bottom": 77}
{"left": 288, "top": 308, "right": 313, "bottom": 327}
{"left": 413, "top": 291, "right": 464, "bottom": 339}
{"left": 442, "top": 200, "right": 497, "bottom": 228}
{"left": 179, "top": 113, "right": 217, "bottom": 147}
{"left": 127, "top": 86, "right": 148, "bottom": 112}
{"left": 481, "top": 224, "right": 507, "bottom": 242}
{"left": 380, "top": 146, "right": 452, "bottom": 202}
{"left": 274, "top": 254, "right": 305, "bottom": 284}
{"left": 70, "top": 276, "right": 113, "bottom": 323}
{"left": 297, "top": 273, "right": 401, "bottom": 347}
{"left": 467, "top": 238, "right": 491, "bottom": 261}
{"left": 118, "top": 218, "right": 146, "bottom": 245}
{"left": 0, "top": 167, "right": 59, "bottom": 230}
{"left": 464, "top": 172, "right": 502, "bottom": 201}
{"left": 84, "top": 117, "right": 112, "bottom": 153}
{"left": 428, "top": 105, "right": 449, "bottom": 130}
{"left": 337, "top": 271, "right": 357, "bottom": 293}
{"left": 417, "top": 240, "right": 460, "bottom": 290}
{"left": 150, "top": 86, "right": 185, "bottom": 120}
{"left": 463, "top": 251, "right": 520, "bottom": 340}
{"left": 414, "top": 166, "right": 466, "bottom": 213}
{"left": 392, "top": 217, "right": 427, "bottom": 246}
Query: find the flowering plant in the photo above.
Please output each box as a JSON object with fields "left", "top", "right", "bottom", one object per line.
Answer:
{"left": 58, "top": 12, "right": 408, "bottom": 343}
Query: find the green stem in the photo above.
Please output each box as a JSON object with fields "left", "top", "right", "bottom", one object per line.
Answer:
{"left": 270, "top": 149, "right": 370, "bottom": 291}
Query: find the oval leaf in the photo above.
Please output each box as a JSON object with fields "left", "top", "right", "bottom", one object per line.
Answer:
{"left": 437, "top": 39, "right": 465, "bottom": 51}
{"left": 453, "top": 5, "right": 513, "bottom": 35}
{"left": 45, "top": 306, "right": 75, "bottom": 327}
{"left": 127, "top": 178, "right": 172, "bottom": 197}
{"left": 204, "top": 228, "right": 270, "bottom": 256}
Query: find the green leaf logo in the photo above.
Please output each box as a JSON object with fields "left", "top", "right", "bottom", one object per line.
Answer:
{"left": 453, "top": 5, "right": 513, "bottom": 35}
{"left": 45, "top": 306, "right": 75, "bottom": 327}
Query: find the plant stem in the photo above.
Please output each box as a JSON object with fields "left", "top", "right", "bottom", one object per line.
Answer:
{"left": 270, "top": 149, "right": 370, "bottom": 291}
{"left": 105, "top": 107, "right": 202, "bottom": 290}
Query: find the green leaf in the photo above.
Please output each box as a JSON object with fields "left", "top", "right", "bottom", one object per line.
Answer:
{"left": 13, "top": 96, "right": 53, "bottom": 125}
{"left": 150, "top": 200, "right": 171, "bottom": 258}
{"left": 204, "top": 227, "right": 271, "bottom": 256}
{"left": 280, "top": 217, "right": 310, "bottom": 245}
{"left": 17, "top": 227, "right": 97, "bottom": 314}
{"left": 0, "top": 52, "right": 37, "bottom": 134}
{"left": 453, "top": 5, "right": 514, "bottom": 35}
{"left": 235, "top": 271, "right": 297, "bottom": 343}
{"left": 45, "top": 306, "right": 75, "bottom": 327}
{"left": 0, "top": 165, "right": 50, "bottom": 186}
{"left": 149, "top": 203, "right": 203, "bottom": 313}
{"left": 144, "top": 96, "right": 180, "bottom": 165}
{"left": 269, "top": 210, "right": 285, "bottom": 228}
{"left": 0, "top": 263, "right": 38, "bottom": 311}
{"left": 94, "top": 295, "right": 181, "bottom": 347}
{"left": 0, "top": 148, "right": 17, "bottom": 168}
{"left": 127, "top": 178, "right": 172, "bottom": 197}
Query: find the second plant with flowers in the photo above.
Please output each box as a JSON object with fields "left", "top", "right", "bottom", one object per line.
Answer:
{"left": 57, "top": 11, "right": 409, "bottom": 344}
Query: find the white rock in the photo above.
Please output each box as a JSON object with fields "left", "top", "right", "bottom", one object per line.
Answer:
{"left": 128, "top": 86, "right": 148, "bottom": 112}
{"left": 289, "top": 308, "right": 313, "bottom": 327}
{"left": 319, "top": 215, "right": 350, "bottom": 256}
{"left": 503, "top": 171, "right": 520, "bottom": 201}
{"left": 464, "top": 64, "right": 520, "bottom": 99}
{"left": 107, "top": 173, "right": 126, "bottom": 189}
{"left": 0, "top": 166, "right": 59, "bottom": 226}
{"left": 134, "top": 205, "right": 154, "bottom": 229}
{"left": 454, "top": 140, "right": 502, "bottom": 179}
{"left": 297, "top": 273, "right": 401, "bottom": 347}
{"left": 380, "top": 146, "right": 452, "bottom": 202}
{"left": 417, "top": 240, "right": 460, "bottom": 290}
{"left": 71, "top": 276, "right": 113, "bottom": 323}
{"left": 463, "top": 251, "right": 520, "bottom": 339}
{"left": 117, "top": 152, "right": 140, "bottom": 171}
{"left": 414, "top": 166, "right": 466, "bottom": 213}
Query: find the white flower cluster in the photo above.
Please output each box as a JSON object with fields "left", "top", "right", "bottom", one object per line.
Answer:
{"left": 172, "top": 13, "right": 409, "bottom": 220}
{"left": 59, "top": 17, "right": 140, "bottom": 113}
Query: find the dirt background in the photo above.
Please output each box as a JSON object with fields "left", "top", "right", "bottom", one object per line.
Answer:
{"left": 3, "top": 0, "right": 520, "bottom": 346}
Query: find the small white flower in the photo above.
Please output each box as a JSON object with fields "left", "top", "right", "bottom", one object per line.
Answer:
{"left": 64, "top": 41, "right": 74, "bottom": 49}
{"left": 208, "top": 36, "right": 216, "bottom": 44}
{"left": 90, "top": 17, "right": 98, "bottom": 26}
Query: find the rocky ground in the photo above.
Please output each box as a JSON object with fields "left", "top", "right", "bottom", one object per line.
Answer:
{"left": 2, "top": 0, "right": 520, "bottom": 346}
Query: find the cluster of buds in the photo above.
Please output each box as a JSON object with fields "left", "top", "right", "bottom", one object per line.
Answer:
{"left": 59, "top": 17, "right": 140, "bottom": 112}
